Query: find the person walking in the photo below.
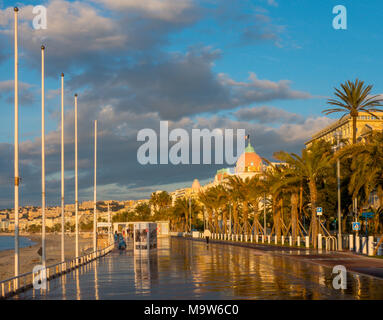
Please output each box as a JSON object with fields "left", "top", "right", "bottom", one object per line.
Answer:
{"left": 203, "top": 229, "right": 211, "bottom": 244}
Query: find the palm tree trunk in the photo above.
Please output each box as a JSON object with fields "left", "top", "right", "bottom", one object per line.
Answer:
{"left": 233, "top": 203, "right": 238, "bottom": 233}
{"left": 291, "top": 193, "right": 298, "bottom": 240}
{"left": 214, "top": 210, "right": 219, "bottom": 233}
{"left": 243, "top": 201, "right": 249, "bottom": 235}
{"left": 352, "top": 115, "right": 357, "bottom": 144}
{"left": 309, "top": 180, "right": 318, "bottom": 248}
{"left": 272, "top": 196, "right": 281, "bottom": 240}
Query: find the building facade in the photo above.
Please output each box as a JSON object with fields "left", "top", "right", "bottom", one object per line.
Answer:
{"left": 305, "top": 111, "right": 383, "bottom": 147}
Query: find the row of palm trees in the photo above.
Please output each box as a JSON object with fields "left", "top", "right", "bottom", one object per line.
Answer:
{"left": 147, "top": 79, "right": 383, "bottom": 248}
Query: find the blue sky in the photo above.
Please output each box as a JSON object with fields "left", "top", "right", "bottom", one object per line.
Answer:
{"left": 0, "top": 0, "right": 383, "bottom": 207}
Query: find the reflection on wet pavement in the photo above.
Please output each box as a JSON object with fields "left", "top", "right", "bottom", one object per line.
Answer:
{"left": 13, "top": 237, "right": 383, "bottom": 300}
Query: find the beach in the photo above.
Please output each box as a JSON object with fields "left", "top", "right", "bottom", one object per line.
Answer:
{"left": 0, "top": 233, "right": 93, "bottom": 281}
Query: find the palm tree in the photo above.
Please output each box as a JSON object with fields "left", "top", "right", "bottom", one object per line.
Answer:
{"left": 248, "top": 176, "right": 264, "bottom": 235}
{"left": 172, "top": 197, "right": 198, "bottom": 232}
{"left": 273, "top": 166, "right": 304, "bottom": 240}
{"left": 274, "top": 141, "right": 332, "bottom": 248}
{"left": 207, "top": 186, "right": 228, "bottom": 233}
{"left": 225, "top": 176, "right": 253, "bottom": 235}
{"left": 198, "top": 190, "right": 214, "bottom": 231}
{"left": 336, "top": 132, "right": 383, "bottom": 232}
{"left": 323, "top": 79, "right": 383, "bottom": 144}
{"left": 262, "top": 162, "right": 286, "bottom": 241}
{"left": 225, "top": 176, "right": 243, "bottom": 234}
{"left": 150, "top": 191, "right": 172, "bottom": 220}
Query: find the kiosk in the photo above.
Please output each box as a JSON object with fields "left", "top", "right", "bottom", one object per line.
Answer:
{"left": 134, "top": 222, "right": 157, "bottom": 254}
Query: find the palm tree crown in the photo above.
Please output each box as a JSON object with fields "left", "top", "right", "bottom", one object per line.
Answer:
{"left": 323, "top": 79, "right": 383, "bottom": 144}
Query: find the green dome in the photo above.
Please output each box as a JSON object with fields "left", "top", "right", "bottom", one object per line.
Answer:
{"left": 245, "top": 141, "right": 255, "bottom": 153}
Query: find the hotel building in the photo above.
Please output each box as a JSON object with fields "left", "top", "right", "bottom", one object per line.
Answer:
{"left": 305, "top": 111, "right": 383, "bottom": 147}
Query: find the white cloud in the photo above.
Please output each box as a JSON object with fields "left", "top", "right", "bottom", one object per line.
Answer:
{"left": 91, "top": 0, "right": 196, "bottom": 22}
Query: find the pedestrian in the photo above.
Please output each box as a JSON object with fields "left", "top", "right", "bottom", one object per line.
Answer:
{"left": 203, "top": 229, "right": 211, "bottom": 244}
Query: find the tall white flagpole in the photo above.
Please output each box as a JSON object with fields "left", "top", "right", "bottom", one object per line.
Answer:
{"left": 93, "top": 120, "right": 97, "bottom": 252}
{"left": 14, "top": 7, "right": 19, "bottom": 287}
{"left": 41, "top": 45, "right": 46, "bottom": 267}
{"left": 75, "top": 94, "right": 79, "bottom": 263}
{"left": 61, "top": 73, "right": 65, "bottom": 262}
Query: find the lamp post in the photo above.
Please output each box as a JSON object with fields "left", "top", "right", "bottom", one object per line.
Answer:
{"left": 333, "top": 131, "right": 342, "bottom": 250}
{"left": 74, "top": 94, "right": 79, "bottom": 263}
{"left": 189, "top": 197, "right": 192, "bottom": 233}
{"left": 14, "top": 7, "right": 19, "bottom": 287}
{"left": 60, "top": 73, "right": 65, "bottom": 263}
{"left": 41, "top": 45, "right": 46, "bottom": 267}
{"left": 93, "top": 120, "right": 97, "bottom": 252}
{"left": 108, "top": 203, "right": 111, "bottom": 245}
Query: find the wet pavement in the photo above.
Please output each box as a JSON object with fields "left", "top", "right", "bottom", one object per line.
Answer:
{"left": 13, "top": 237, "right": 383, "bottom": 300}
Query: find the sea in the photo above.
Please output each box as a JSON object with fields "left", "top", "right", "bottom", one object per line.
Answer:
{"left": 0, "top": 236, "right": 36, "bottom": 252}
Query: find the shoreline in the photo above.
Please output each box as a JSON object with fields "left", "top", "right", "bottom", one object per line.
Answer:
{"left": 0, "top": 233, "right": 93, "bottom": 281}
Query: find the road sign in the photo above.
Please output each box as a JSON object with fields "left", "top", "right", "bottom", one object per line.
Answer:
{"left": 352, "top": 222, "right": 361, "bottom": 231}
{"left": 361, "top": 212, "right": 374, "bottom": 219}
{"left": 316, "top": 207, "right": 323, "bottom": 216}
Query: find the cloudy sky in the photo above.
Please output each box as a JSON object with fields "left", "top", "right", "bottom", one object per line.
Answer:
{"left": 0, "top": 0, "right": 383, "bottom": 208}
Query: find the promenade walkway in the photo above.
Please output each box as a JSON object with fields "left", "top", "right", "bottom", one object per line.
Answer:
{"left": 12, "top": 237, "right": 383, "bottom": 300}
{"left": 186, "top": 237, "right": 383, "bottom": 280}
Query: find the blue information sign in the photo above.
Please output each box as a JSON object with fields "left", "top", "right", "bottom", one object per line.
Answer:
{"left": 361, "top": 212, "right": 374, "bottom": 218}
{"left": 352, "top": 222, "right": 361, "bottom": 231}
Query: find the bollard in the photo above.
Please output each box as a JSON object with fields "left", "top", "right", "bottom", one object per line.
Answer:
{"left": 378, "top": 237, "right": 383, "bottom": 256}
{"left": 261, "top": 235, "right": 265, "bottom": 243}
{"left": 318, "top": 234, "right": 322, "bottom": 249}
{"left": 368, "top": 236, "right": 374, "bottom": 256}
{"left": 355, "top": 236, "right": 360, "bottom": 253}
{"left": 281, "top": 236, "right": 284, "bottom": 245}
{"left": 289, "top": 236, "right": 292, "bottom": 246}
{"left": 305, "top": 236, "right": 309, "bottom": 248}
{"left": 297, "top": 236, "right": 300, "bottom": 246}
{"left": 268, "top": 235, "right": 271, "bottom": 244}
{"left": 275, "top": 235, "right": 278, "bottom": 244}
{"left": 256, "top": 235, "right": 259, "bottom": 243}
{"left": 245, "top": 235, "right": 248, "bottom": 242}
{"left": 240, "top": 235, "right": 243, "bottom": 242}
{"left": 250, "top": 235, "right": 253, "bottom": 242}
{"left": 362, "top": 237, "right": 367, "bottom": 254}
{"left": 349, "top": 234, "right": 354, "bottom": 251}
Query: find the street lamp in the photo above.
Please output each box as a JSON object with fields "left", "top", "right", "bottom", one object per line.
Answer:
{"left": 333, "top": 131, "right": 343, "bottom": 250}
